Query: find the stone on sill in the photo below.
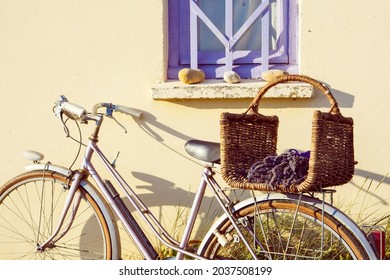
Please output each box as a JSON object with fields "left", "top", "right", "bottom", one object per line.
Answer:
{"left": 178, "top": 68, "right": 205, "bottom": 84}
{"left": 261, "top": 69, "right": 288, "bottom": 82}
{"left": 223, "top": 71, "right": 241, "bottom": 84}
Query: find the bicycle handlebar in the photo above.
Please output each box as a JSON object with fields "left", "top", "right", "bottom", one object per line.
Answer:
{"left": 114, "top": 104, "right": 142, "bottom": 118}
{"left": 60, "top": 100, "right": 88, "bottom": 121}
{"left": 54, "top": 95, "right": 142, "bottom": 122}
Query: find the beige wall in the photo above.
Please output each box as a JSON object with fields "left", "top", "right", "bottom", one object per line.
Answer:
{"left": 300, "top": 1, "right": 390, "bottom": 220}
{"left": 1, "top": 0, "right": 390, "bottom": 253}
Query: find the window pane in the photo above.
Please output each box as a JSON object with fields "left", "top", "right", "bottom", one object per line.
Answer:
{"left": 198, "top": 0, "right": 225, "bottom": 51}
{"left": 233, "top": 0, "right": 263, "bottom": 50}
{"left": 198, "top": 0, "right": 279, "bottom": 52}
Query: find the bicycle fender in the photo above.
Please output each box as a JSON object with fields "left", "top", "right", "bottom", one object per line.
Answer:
{"left": 24, "top": 162, "right": 72, "bottom": 177}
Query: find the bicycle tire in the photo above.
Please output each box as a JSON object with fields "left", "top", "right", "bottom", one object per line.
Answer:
{"left": 199, "top": 197, "right": 371, "bottom": 260}
{"left": 0, "top": 170, "right": 120, "bottom": 260}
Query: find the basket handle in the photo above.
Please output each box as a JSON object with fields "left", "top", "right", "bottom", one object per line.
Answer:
{"left": 248, "top": 74, "right": 341, "bottom": 115}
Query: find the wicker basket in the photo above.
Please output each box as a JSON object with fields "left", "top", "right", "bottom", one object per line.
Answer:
{"left": 220, "top": 74, "right": 355, "bottom": 193}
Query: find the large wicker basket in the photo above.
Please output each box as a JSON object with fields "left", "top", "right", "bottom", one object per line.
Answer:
{"left": 220, "top": 74, "right": 355, "bottom": 193}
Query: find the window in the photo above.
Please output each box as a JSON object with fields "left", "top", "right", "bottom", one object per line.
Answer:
{"left": 168, "top": 0, "right": 298, "bottom": 80}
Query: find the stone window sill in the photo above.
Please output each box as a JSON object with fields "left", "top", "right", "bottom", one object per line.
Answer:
{"left": 151, "top": 79, "right": 314, "bottom": 100}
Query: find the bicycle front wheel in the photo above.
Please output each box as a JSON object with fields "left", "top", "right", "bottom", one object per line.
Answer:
{"left": 0, "top": 170, "right": 119, "bottom": 260}
{"left": 199, "top": 195, "right": 372, "bottom": 260}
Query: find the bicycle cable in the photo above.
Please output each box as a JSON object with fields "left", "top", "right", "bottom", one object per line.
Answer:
{"left": 58, "top": 111, "right": 85, "bottom": 170}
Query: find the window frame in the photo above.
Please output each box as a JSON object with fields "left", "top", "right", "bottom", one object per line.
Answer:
{"left": 168, "top": 0, "right": 298, "bottom": 80}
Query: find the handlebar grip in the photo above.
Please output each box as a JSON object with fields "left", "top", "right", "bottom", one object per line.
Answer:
{"left": 114, "top": 105, "right": 142, "bottom": 118}
{"left": 61, "top": 102, "right": 88, "bottom": 121}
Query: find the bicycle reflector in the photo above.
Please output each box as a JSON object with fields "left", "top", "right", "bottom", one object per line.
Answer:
{"left": 367, "top": 228, "right": 386, "bottom": 260}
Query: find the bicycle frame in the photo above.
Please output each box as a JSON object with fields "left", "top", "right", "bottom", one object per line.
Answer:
{"left": 36, "top": 125, "right": 262, "bottom": 260}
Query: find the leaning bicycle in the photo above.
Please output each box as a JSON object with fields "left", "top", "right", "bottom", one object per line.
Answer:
{"left": 0, "top": 79, "right": 380, "bottom": 260}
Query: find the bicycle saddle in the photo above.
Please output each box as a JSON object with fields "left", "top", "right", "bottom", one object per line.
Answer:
{"left": 184, "top": 139, "right": 220, "bottom": 164}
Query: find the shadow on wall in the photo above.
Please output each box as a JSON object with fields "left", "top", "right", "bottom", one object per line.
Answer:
{"left": 79, "top": 217, "right": 106, "bottom": 259}
{"left": 120, "top": 171, "right": 249, "bottom": 241}
{"left": 351, "top": 169, "right": 390, "bottom": 206}
{"left": 133, "top": 109, "right": 216, "bottom": 167}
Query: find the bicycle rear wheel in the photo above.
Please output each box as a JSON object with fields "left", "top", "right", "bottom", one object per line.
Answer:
{"left": 199, "top": 195, "right": 372, "bottom": 260}
{"left": 0, "top": 170, "right": 120, "bottom": 260}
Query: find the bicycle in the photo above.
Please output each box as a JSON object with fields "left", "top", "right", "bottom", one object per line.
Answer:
{"left": 0, "top": 95, "right": 380, "bottom": 260}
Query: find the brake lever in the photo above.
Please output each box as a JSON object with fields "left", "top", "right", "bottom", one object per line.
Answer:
{"left": 100, "top": 104, "right": 126, "bottom": 133}
{"left": 106, "top": 114, "right": 127, "bottom": 134}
